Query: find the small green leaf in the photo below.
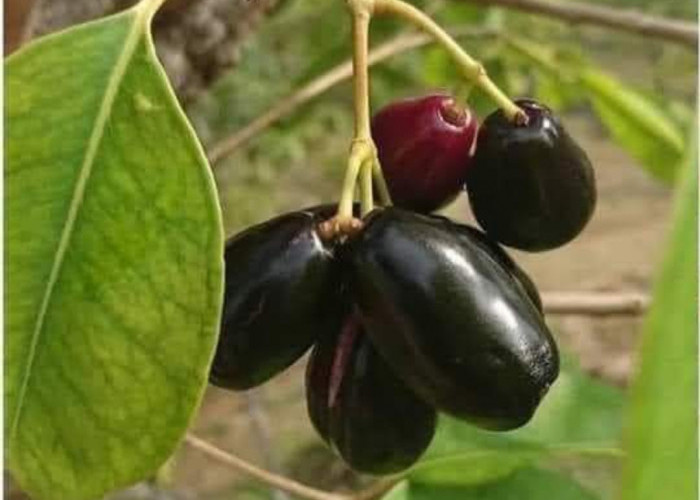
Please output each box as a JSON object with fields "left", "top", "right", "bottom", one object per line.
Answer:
{"left": 581, "top": 70, "right": 685, "bottom": 184}
{"left": 383, "top": 481, "right": 411, "bottom": 500}
{"left": 533, "top": 72, "right": 573, "bottom": 110}
{"left": 384, "top": 468, "right": 600, "bottom": 500}
{"left": 620, "top": 123, "right": 698, "bottom": 500}
{"left": 5, "top": 2, "right": 223, "bottom": 499}
{"left": 433, "top": 2, "right": 488, "bottom": 25}
{"left": 409, "top": 358, "right": 624, "bottom": 486}
{"left": 423, "top": 47, "right": 462, "bottom": 88}
{"left": 501, "top": 38, "right": 583, "bottom": 111}
{"left": 408, "top": 449, "right": 540, "bottom": 486}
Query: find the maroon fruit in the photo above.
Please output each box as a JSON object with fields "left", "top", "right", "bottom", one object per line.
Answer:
{"left": 372, "top": 94, "right": 479, "bottom": 213}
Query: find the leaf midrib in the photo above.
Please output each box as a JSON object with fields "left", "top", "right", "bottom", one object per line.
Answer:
{"left": 581, "top": 71, "right": 684, "bottom": 153}
{"left": 9, "top": 6, "right": 150, "bottom": 443}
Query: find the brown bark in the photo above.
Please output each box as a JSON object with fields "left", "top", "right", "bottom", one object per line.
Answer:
{"left": 4, "top": 0, "right": 36, "bottom": 54}
{"left": 5, "top": 0, "right": 283, "bottom": 103}
{"left": 457, "top": 0, "right": 697, "bottom": 48}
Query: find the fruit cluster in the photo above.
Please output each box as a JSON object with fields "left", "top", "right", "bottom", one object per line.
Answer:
{"left": 209, "top": 95, "right": 595, "bottom": 475}
{"left": 374, "top": 95, "right": 596, "bottom": 250}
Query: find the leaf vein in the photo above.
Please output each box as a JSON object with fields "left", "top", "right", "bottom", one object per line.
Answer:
{"left": 9, "top": 8, "right": 150, "bottom": 444}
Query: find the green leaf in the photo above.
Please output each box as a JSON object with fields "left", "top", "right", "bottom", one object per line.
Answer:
{"left": 383, "top": 468, "right": 600, "bottom": 500}
{"left": 502, "top": 38, "right": 583, "bottom": 112}
{"left": 433, "top": 2, "right": 488, "bottom": 25}
{"left": 5, "top": 2, "right": 223, "bottom": 499}
{"left": 533, "top": 72, "right": 574, "bottom": 111}
{"left": 422, "top": 46, "right": 462, "bottom": 88}
{"left": 620, "top": 122, "right": 698, "bottom": 500}
{"left": 580, "top": 70, "right": 685, "bottom": 184}
{"left": 409, "top": 357, "right": 624, "bottom": 486}
{"left": 383, "top": 482, "right": 412, "bottom": 500}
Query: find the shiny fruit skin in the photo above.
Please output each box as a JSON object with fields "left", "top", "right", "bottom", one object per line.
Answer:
{"left": 451, "top": 222, "right": 543, "bottom": 313}
{"left": 372, "top": 94, "right": 479, "bottom": 213}
{"left": 306, "top": 312, "right": 437, "bottom": 475}
{"left": 210, "top": 207, "right": 343, "bottom": 390}
{"left": 466, "top": 99, "right": 596, "bottom": 251}
{"left": 345, "top": 208, "right": 559, "bottom": 430}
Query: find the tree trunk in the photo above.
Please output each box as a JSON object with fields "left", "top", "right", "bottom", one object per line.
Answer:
{"left": 5, "top": 0, "right": 283, "bottom": 103}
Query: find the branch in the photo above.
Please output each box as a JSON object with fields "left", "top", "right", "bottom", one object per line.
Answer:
{"left": 542, "top": 291, "right": 650, "bottom": 316}
{"left": 18, "top": 0, "right": 283, "bottom": 102}
{"left": 207, "top": 27, "right": 495, "bottom": 165}
{"left": 4, "top": 0, "right": 39, "bottom": 55}
{"left": 184, "top": 434, "right": 351, "bottom": 500}
{"left": 244, "top": 391, "right": 291, "bottom": 500}
{"left": 352, "top": 480, "right": 400, "bottom": 500}
{"left": 455, "top": 0, "right": 697, "bottom": 48}
{"left": 185, "top": 433, "right": 399, "bottom": 500}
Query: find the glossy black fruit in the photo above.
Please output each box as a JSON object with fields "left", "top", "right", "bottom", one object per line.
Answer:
{"left": 210, "top": 207, "right": 344, "bottom": 390}
{"left": 306, "top": 311, "right": 437, "bottom": 474}
{"left": 466, "top": 99, "right": 596, "bottom": 251}
{"left": 345, "top": 208, "right": 559, "bottom": 430}
{"left": 453, "top": 223, "right": 543, "bottom": 313}
{"left": 372, "top": 94, "right": 479, "bottom": 213}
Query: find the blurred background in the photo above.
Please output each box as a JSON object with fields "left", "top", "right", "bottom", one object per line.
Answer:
{"left": 5, "top": 0, "right": 697, "bottom": 498}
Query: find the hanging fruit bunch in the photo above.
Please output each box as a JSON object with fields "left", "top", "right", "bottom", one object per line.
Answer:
{"left": 209, "top": 0, "right": 596, "bottom": 475}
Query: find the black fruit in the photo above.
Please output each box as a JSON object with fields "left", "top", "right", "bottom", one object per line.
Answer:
{"left": 306, "top": 311, "right": 437, "bottom": 474}
{"left": 454, "top": 223, "right": 543, "bottom": 313}
{"left": 372, "top": 94, "right": 479, "bottom": 213}
{"left": 466, "top": 99, "right": 596, "bottom": 251}
{"left": 210, "top": 207, "right": 344, "bottom": 390}
{"left": 345, "top": 208, "right": 559, "bottom": 430}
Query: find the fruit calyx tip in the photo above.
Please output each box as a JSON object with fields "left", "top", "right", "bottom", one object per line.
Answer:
{"left": 511, "top": 108, "right": 530, "bottom": 127}
{"left": 439, "top": 98, "right": 469, "bottom": 127}
{"left": 317, "top": 215, "right": 364, "bottom": 242}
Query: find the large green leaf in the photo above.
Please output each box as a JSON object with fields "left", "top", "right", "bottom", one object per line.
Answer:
{"left": 383, "top": 468, "right": 600, "bottom": 500}
{"left": 581, "top": 70, "right": 685, "bottom": 184}
{"left": 5, "top": 1, "right": 223, "bottom": 499}
{"left": 620, "top": 123, "right": 697, "bottom": 500}
{"left": 408, "top": 357, "right": 624, "bottom": 486}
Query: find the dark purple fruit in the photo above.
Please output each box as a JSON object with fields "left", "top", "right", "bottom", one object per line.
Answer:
{"left": 345, "top": 208, "right": 559, "bottom": 431}
{"left": 453, "top": 223, "right": 543, "bottom": 313}
{"left": 210, "top": 207, "right": 344, "bottom": 390}
{"left": 372, "top": 94, "right": 479, "bottom": 213}
{"left": 466, "top": 99, "right": 596, "bottom": 251}
{"left": 306, "top": 311, "right": 437, "bottom": 474}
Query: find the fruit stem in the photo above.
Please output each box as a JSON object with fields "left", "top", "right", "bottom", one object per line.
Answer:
{"left": 372, "top": 157, "right": 392, "bottom": 206}
{"left": 336, "top": 0, "right": 393, "bottom": 221}
{"left": 350, "top": 1, "right": 373, "bottom": 140}
{"left": 338, "top": 147, "right": 366, "bottom": 218}
{"left": 373, "top": 0, "right": 527, "bottom": 124}
{"left": 453, "top": 81, "right": 475, "bottom": 112}
{"left": 439, "top": 98, "right": 468, "bottom": 127}
{"left": 360, "top": 160, "right": 374, "bottom": 216}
